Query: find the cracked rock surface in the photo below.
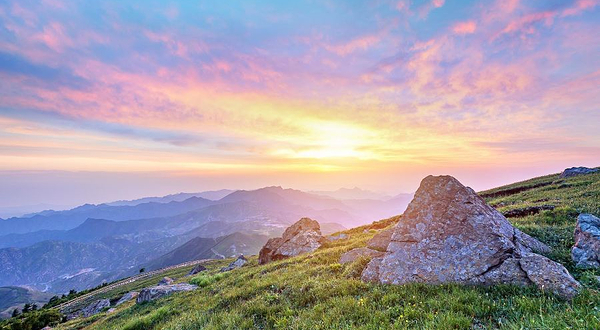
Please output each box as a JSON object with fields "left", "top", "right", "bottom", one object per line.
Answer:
{"left": 362, "top": 175, "right": 580, "bottom": 299}
{"left": 572, "top": 213, "right": 600, "bottom": 269}
{"left": 258, "top": 218, "right": 326, "bottom": 264}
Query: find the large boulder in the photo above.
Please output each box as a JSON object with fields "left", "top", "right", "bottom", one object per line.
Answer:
{"left": 80, "top": 299, "right": 110, "bottom": 318}
{"left": 220, "top": 255, "right": 247, "bottom": 272}
{"left": 136, "top": 283, "right": 198, "bottom": 303}
{"left": 572, "top": 213, "right": 600, "bottom": 268}
{"left": 560, "top": 167, "right": 599, "bottom": 178}
{"left": 362, "top": 175, "right": 580, "bottom": 299}
{"left": 258, "top": 218, "right": 326, "bottom": 264}
{"left": 115, "top": 291, "right": 139, "bottom": 306}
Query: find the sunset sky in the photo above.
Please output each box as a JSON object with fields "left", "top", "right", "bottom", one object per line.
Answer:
{"left": 0, "top": 0, "right": 599, "bottom": 211}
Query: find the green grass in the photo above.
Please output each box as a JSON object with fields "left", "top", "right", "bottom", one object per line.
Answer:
{"left": 53, "top": 171, "right": 599, "bottom": 329}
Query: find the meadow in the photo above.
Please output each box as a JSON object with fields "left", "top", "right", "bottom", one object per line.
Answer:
{"left": 40, "top": 172, "right": 600, "bottom": 329}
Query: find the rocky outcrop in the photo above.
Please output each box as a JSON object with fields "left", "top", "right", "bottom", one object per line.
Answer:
{"left": 188, "top": 264, "right": 207, "bottom": 276}
{"left": 136, "top": 283, "right": 198, "bottom": 303}
{"left": 220, "top": 255, "right": 247, "bottom": 272}
{"left": 340, "top": 247, "right": 384, "bottom": 264}
{"left": 362, "top": 175, "right": 580, "bottom": 299}
{"left": 572, "top": 213, "right": 600, "bottom": 268}
{"left": 560, "top": 167, "right": 599, "bottom": 178}
{"left": 366, "top": 227, "right": 393, "bottom": 252}
{"left": 115, "top": 291, "right": 139, "bottom": 306}
{"left": 158, "top": 277, "right": 174, "bottom": 285}
{"left": 80, "top": 299, "right": 110, "bottom": 318}
{"left": 503, "top": 205, "right": 555, "bottom": 218}
{"left": 258, "top": 218, "right": 326, "bottom": 264}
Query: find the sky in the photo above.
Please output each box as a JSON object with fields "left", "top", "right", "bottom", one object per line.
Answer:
{"left": 0, "top": 0, "right": 599, "bottom": 211}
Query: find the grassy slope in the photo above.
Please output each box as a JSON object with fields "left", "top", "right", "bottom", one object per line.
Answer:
{"left": 57, "top": 171, "right": 600, "bottom": 330}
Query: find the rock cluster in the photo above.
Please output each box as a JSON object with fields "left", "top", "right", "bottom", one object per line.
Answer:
{"left": 158, "top": 277, "right": 174, "bottom": 285}
{"left": 361, "top": 175, "right": 580, "bottom": 299}
{"left": 572, "top": 213, "right": 600, "bottom": 269}
{"left": 560, "top": 167, "right": 599, "bottom": 178}
{"left": 136, "top": 283, "right": 198, "bottom": 303}
{"left": 258, "top": 218, "right": 326, "bottom": 264}
{"left": 220, "top": 255, "right": 247, "bottom": 272}
{"left": 79, "top": 299, "right": 110, "bottom": 318}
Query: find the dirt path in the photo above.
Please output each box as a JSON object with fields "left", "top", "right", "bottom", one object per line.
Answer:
{"left": 55, "top": 258, "right": 212, "bottom": 312}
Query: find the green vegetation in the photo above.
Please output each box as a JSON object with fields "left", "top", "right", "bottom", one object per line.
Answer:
{"left": 0, "top": 308, "right": 62, "bottom": 330}
{"left": 16, "top": 171, "right": 600, "bottom": 329}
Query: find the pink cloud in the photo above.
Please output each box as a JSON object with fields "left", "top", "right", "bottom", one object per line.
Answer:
{"left": 325, "top": 34, "right": 382, "bottom": 56}
{"left": 34, "top": 21, "right": 73, "bottom": 52}
{"left": 562, "top": 0, "right": 598, "bottom": 17}
{"left": 452, "top": 21, "right": 476, "bottom": 35}
{"left": 418, "top": 0, "right": 445, "bottom": 18}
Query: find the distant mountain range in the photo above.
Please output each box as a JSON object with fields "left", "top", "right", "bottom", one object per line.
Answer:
{"left": 310, "top": 187, "right": 393, "bottom": 200}
{"left": 0, "top": 186, "right": 410, "bottom": 293}
{"left": 106, "top": 189, "right": 235, "bottom": 206}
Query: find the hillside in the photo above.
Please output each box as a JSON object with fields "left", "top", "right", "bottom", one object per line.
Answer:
{"left": 30, "top": 170, "right": 599, "bottom": 330}
{"left": 0, "top": 287, "right": 54, "bottom": 319}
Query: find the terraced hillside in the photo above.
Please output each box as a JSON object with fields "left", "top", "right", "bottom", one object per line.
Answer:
{"left": 5, "top": 170, "right": 599, "bottom": 330}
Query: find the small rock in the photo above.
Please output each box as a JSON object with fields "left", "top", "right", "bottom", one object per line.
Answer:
{"left": 115, "top": 291, "right": 139, "bottom": 306}
{"left": 560, "top": 167, "right": 599, "bottom": 178}
{"left": 572, "top": 213, "right": 600, "bottom": 268}
{"left": 220, "top": 255, "right": 247, "bottom": 272}
{"left": 188, "top": 264, "right": 207, "bottom": 276}
{"left": 107, "top": 308, "right": 117, "bottom": 314}
{"left": 136, "top": 283, "right": 198, "bottom": 303}
{"left": 258, "top": 218, "right": 326, "bottom": 264}
{"left": 158, "top": 277, "right": 174, "bottom": 285}
{"left": 80, "top": 299, "right": 110, "bottom": 318}
{"left": 366, "top": 227, "right": 393, "bottom": 252}
{"left": 328, "top": 233, "right": 348, "bottom": 241}
{"left": 339, "top": 247, "right": 384, "bottom": 264}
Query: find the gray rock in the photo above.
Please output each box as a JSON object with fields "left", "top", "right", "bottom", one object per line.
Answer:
{"left": 366, "top": 227, "right": 393, "bottom": 252}
{"left": 572, "top": 213, "right": 600, "bottom": 268}
{"left": 339, "top": 247, "right": 384, "bottom": 264}
{"left": 220, "top": 255, "right": 247, "bottom": 272}
{"left": 188, "top": 264, "right": 207, "bottom": 276}
{"left": 258, "top": 218, "right": 326, "bottom": 264}
{"left": 136, "top": 283, "right": 198, "bottom": 303}
{"left": 560, "top": 167, "right": 599, "bottom": 178}
{"left": 514, "top": 228, "right": 552, "bottom": 255}
{"left": 519, "top": 253, "right": 580, "bottom": 300}
{"left": 107, "top": 308, "right": 117, "bottom": 314}
{"left": 80, "top": 299, "right": 110, "bottom": 318}
{"left": 361, "top": 257, "right": 382, "bottom": 283}
{"left": 328, "top": 233, "right": 348, "bottom": 241}
{"left": 158, "top": 277, "right": 174, "bottom": 285}
{"left": 115, "top": 291, "right": 139, "bottom": 306}
{"left": 363, "top": 175, "right": 580, "bottom": 299}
